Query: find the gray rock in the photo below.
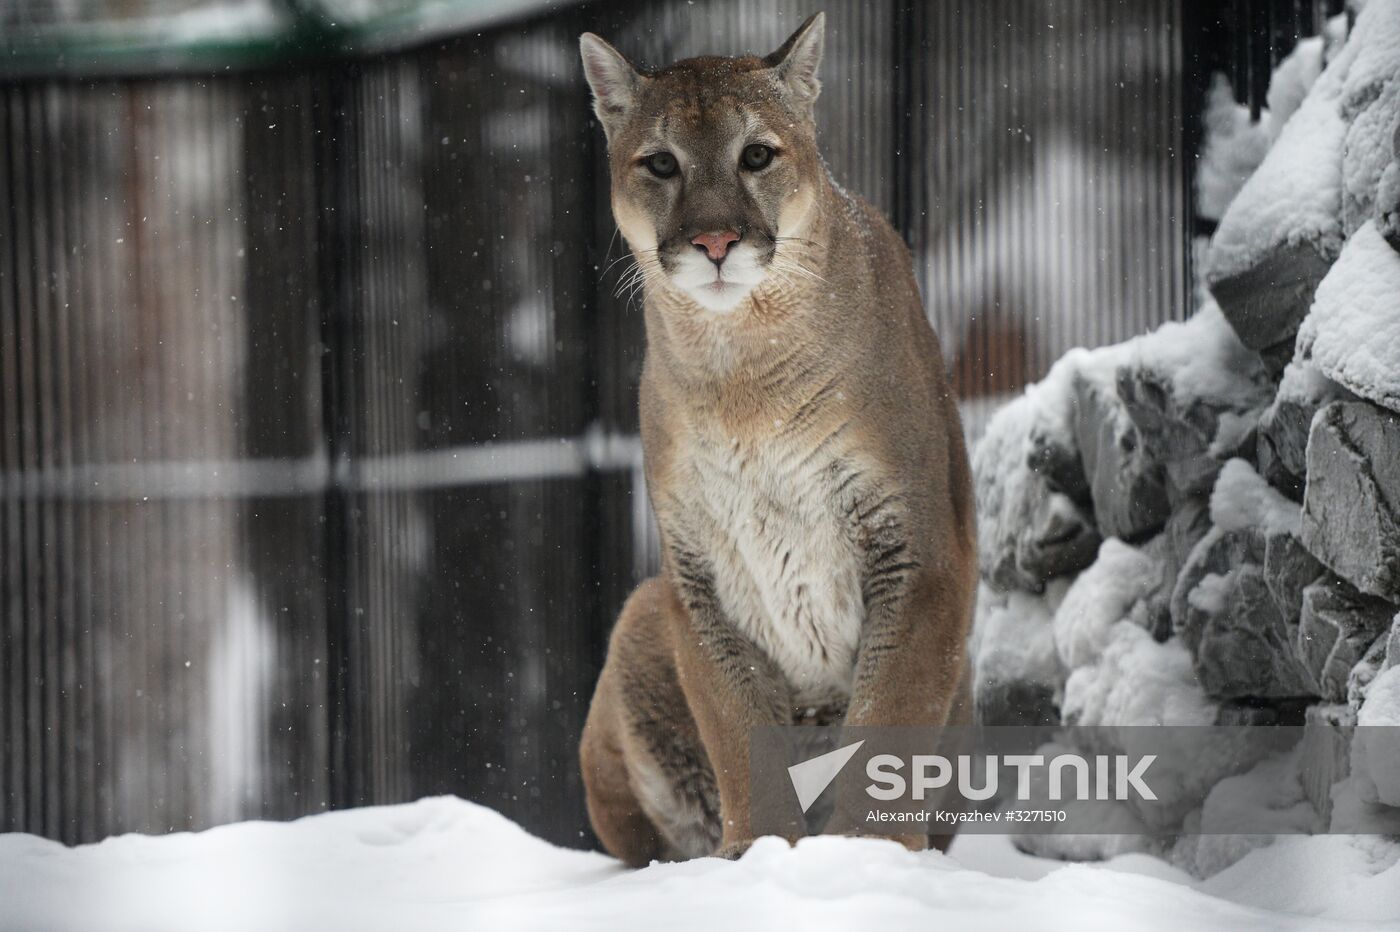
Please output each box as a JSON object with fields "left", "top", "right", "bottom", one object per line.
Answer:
{"left": 1017, "top": 492, "right": 1102, "bottom": 584}
{"left": 1164, "top": 497, "right": 1214, "bottom": 568}
{"left": 1172, "top": 528, "right": 1316, "bottom": 699}
{"left": 1117, "top": 367, "right": 1249, "bottom": 504}
{"left": 1301, "top": 401, "right": 1400, "bottom": 600}
{"left": 1172, "top": 527, "right": 1263, "bottom": 631}
{"left": 1258, "top": 407, "right": 1315, "bottom": 501}
{"left": 1073, "top": 369, "right": 1170, "bottom": 541}
{"left": 975, "top": 680, "right": 1060, "bottom": 728}
{"left": 1257, "top": 340, "right": 1296, "bottom": 379}
{"left": 981, "top": 484, "right": 1101, "bottom": 593}
{"left": 975, "top": 388, "right": 1100, "bottom": 593}
{"left": 1257, "top": 363, "right": 1355, "bottom": 501}
{"left": 1208, "top": 239, "right": 1335, "bottom": 351}
{"left": 1116, "top": 317, "right": 1273, "bottom": 506}
{"left": 1028, "top": 425, "right": 1091, "bottom": 504}
{"left": 1213, "top": 699, "right": 1309, "bottom": 726}
{"left": 1141, "top": 499, "right": 1212, "bottom": 641}
{"left": 1194, "top": 564, "right": 1314, "bottom": 699}
{"left": 1300, "top": 703, "right": 1355, "bottom": 823}
{"left": 1296, "top": 575, "right": 1396, "bottom": 702}
{"left": 1256, "top": 448, "right": 1302, "bottom": 504}
{"left": 1264, "top": 527, "right": 1328, "bottom": 626}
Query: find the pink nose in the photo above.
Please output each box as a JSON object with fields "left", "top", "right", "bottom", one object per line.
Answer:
{"left": 691, "top": 230, "right": 741, "bottom": 262}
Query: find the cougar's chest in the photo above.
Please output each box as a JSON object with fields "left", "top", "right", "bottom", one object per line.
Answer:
{"left": 685, "top": 431, "right": 865, "bottom": 705}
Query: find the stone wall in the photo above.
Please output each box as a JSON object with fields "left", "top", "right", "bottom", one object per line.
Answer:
{"left": 968, "top": 0, "right": 1400, "bottom": 873}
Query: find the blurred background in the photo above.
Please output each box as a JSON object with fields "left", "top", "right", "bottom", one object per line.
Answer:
{"left": 0, "top": 0, "right": 1342, "bottom": 849}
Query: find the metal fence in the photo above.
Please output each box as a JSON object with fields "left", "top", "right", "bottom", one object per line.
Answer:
{"left": 0, "top": 0, "right": 1327, "bottom": 848}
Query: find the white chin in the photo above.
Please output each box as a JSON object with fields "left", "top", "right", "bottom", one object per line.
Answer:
{"left": 683, "top": 280, "right": 755, "bottom": 312}
{"left": 668, "top": 243, "right": 766, "bottom": 312}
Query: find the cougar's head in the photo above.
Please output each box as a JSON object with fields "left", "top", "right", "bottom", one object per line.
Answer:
{"left": 580, "top": 13, "right": 826, "bottom": 313}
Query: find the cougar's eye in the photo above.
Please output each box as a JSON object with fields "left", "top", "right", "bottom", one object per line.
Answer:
{"left": 644, "top": 151, "right": 678, "bottom": 178}
{"left": 741, "top": 144, "right": 775, "bottom": 172}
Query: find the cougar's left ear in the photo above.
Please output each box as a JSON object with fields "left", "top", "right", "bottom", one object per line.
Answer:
{"left": 580, "top": 33, "right": 643, "bottom": 142}
{"left": 764, "top": 12, "right": 825, "bottom": 112}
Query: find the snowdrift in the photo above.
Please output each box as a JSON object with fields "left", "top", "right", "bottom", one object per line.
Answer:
{"left": 2, "top": 796, "right": 1399, "bottom": 931}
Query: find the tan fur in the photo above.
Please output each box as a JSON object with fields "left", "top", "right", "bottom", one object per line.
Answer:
{"left": 578, "top": 13, "right": 977, "bottom": 862}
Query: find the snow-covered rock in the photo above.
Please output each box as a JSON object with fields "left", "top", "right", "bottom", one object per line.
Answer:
{"left": 1009, "top": 739, "right": 1158, "bottom": 863}
{"left": 1195, "top": 77, "right": 1275, "bottom": 223}
{"left": 1379, "top": 154, "right": 1400, "bottom": 249}
{"left": 1328, "top": 773, "right": 1400, "bottom": 835}
{"left": 1198, "top": 833, "right": 1400, "bottom": 922}
{"left": 973, "top": 361, "right": 1101, "bottom": 593}
{"left": 1295, "top": 221, "right": 1400, "bottom": 414}
{"left": 970, "top": 581, "right": 1069, "bottom": 725}
{"left": 1062, "top": 622, "right": 1215, "bottom": 728}
{"left": 1173, "top": 748, "right": 1320, "bottom": 878}
{"left": 1204, "top": 41, "right": 1351, "bottom": 350}
{"left": 1267, "top": 34, "right": 1329, "bottom": 133}
{"left": 1348, "top": 631, "right": 1392, "bottom": 708}
{"left": 1210, "top": 457, "right": 1302, "bottom": 538}
{"left": 1208, "top": 32, "right": 1351, "bottom": 285}
{"left": 1206, "top": 0, "right": 1400, "bottom": 354}
{"left": 1337, "top": 0, "right": 1400, "bottom": 235}
{"left": 1052, "top": 539, "right": 1161, "bottom": 670}
{"left": 1341, "top": 0, "right": 1400, "bottom": 109}
{"left": 1071, "top": 347, "right": 1171, "bottom": 541}
{"left": 1117, "top": 303, "right": 1274, "bottom": 501}
{"left": 1058, "top": 623, "right": 1293, "bottom": 833}
{"left": 974, "top": 306, "right": 1269, "bottom": 592}
{"left": 966, "top": 4, "right": 1400, "bottom": 870}
{"left": 1301, "top": 400, "right": 1400, "bottom": 600}
{"left": 975, "top": 338, "right": 1177, "bottom": 558}
{"left": 1195, "top": 37, "right": 1327, "bottom": 223}
{"left": 1351, "top": 665, "right": 1400, "bottom": 809}
{"left": 1341, "top": 73, "right": 1400, "bottom": 235}
{"left": 1171, "top": 461, "right": 1320, "bottom": 699}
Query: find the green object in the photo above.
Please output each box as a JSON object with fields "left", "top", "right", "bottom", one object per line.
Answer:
{"left": 0, "top": 0, "right": 567, "bottom": 79}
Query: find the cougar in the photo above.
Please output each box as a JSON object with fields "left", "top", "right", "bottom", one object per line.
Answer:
{"left": 577, "top": 12, "right": 976, "bottom": 864}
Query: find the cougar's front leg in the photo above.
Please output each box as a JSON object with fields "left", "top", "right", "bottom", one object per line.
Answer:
{"left": 824, "top": 556, "right": 975, "bottom": 847}
{"left": 848, "top": 563, "right": 972, "bottom": 726}
{"left": 665, "top": 567, "right": 803, "bottom": 856}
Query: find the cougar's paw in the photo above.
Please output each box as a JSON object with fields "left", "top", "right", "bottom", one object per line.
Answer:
{"left": 712, "top": 838, "right": 755, "bottom": 860}
{"left": 833, "top": 831, "right": 927, "bottom": 852}
{"left": 713, "top": 835, "right": 802, "bottom": 859}
{"left": 880, "top": 832, "right": 929, "bottom": 852}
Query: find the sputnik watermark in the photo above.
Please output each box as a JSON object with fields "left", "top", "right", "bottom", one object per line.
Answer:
{"left": 787, "top": 741, "right": 1157, "bottom": 811}
{"left": 754, "top": 724, "right": 1400, "bottom": 836}
{"left": 787, "top": 740, "right": 866, "bottom": 813}
{"left": 865, "top": 752, "right": 1157, "bottom": 802}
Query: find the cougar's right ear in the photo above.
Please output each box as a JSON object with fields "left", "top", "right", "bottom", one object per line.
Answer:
{"left": 580, "top": 33, "right": 643, "bottom": 141}
{"left": 764, "top": 12, "right": 825, "bottom": 114}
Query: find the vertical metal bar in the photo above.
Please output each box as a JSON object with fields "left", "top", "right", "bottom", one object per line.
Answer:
{"left": 30, "top": 78, "right": 61, "bottom": 840}
{"left": 15, "top": 85, "right": 43, "bottom": 837}
{"left": 313, "top": 63, "right": 357, "bottom": 812}
{"left": 0, "top": 84, "right": 19, "bottom": 835}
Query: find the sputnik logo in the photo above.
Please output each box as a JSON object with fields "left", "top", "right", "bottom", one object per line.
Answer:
{"left": 787, "top": 740, "right": 865, "bottom": 812}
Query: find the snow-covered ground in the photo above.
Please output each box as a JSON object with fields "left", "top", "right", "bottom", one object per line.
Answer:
{"left": 2, "top": 797, "right": 1398, "bottom": 931}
